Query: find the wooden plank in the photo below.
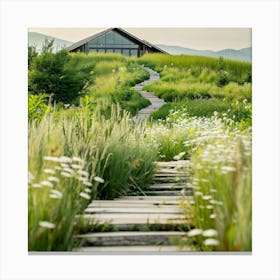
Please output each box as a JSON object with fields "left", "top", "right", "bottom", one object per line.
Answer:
{"left": 73, "top": 245, "right": 193, "bottom": 252}
{"left": 84, "top": 206, "right": 181, "bottom": 214}
{"left": 87, "top": 200, "right": 180, "bottom": 207}
{"left": 75, "top": 231, "right": 187, "bottom": 246}
{"left": 144, "top": 190, "right": 183, "bottom": 196}
{"left": 154, "top": 173, "right": 189, "bottom": 177}
{"left": 114, "top": 195, "right": 183, "bottom": 201}
{"left": 155, "top": 161, "right": 190, "bottom": 167}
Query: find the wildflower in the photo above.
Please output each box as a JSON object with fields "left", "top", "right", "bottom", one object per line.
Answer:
{"left": 71, "top": 164, "right": 81, "bottom": 169}
{"left": 39, "top": 221, "right": 55, "bottom": 229}
{"left": 94, "top": 176, "right": 105, "bottom": 183}
{"left": 61, "top": 172, "right": 72, "bottom": 178}
{"left": 48, "top": 176, "right": 60, "bottom": 182}
{"left": 187, "top": 228, "right": 203, "bottom": 237}
{"left": 72, "top": 156, "right": 85, "bottom": 164}
{"left": 36, "top": 108, "right": 41, "bottom": 114}
{"left": 43, "top": 169, "right": 55, "bottom": 174}
{"left": 59, "top": 156, "right": 72, "bottom": 163}
{"left": 77, "top": 170, "right": 89, "bottom": 177}
{"left": 83, "top": 181, "right": 93, "bottom": 187}
{"left": 221, "top": 166, "right": 236, "bottom": 172}
{"left": 203, "top": 229, "right": 218, "bottom": 237}
{"left": 194, "top": 191, "right": 203, "bottom": 197}
{"left": 40, "top": 181, "right": 53, "bottom": 188}
{"left": 43, "top": 156, "right": 60, "bottom": 162}
{"left": 28, "top": 172, "right": 34, "bottom": 183}
{"left": 49, "top": 189, "right": 63, "bottom": 199}
{"left": 32, "top": 183, "right": 41, "bottom": 188}
{"left": 210, "top": 214, "right": 216, "bottom": 219}
{"left": 54, "top": 166, "right": 62, "bottom": 171}
{"left": 84, "top": 188, "right": 91, "bottom": 193}
{"left": 210, "top": 189, "right": 217, "bottom": 193}
{"left": 206, "top": 205, "right": 213, "bottom": 209}
{"left": 202, "top": 195, "right": 212, "bottom": 200}
{"left": 203, "top": 238, "right": 220, "bottom": 246}
{"left": 213, "top": 111, "right": 218, "bottom": 117}
{"left": 80, "top": 192, "right": 91, "bottom": 200}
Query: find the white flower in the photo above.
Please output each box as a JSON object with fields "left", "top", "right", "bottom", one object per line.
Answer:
{"left": 194, "top": 191, "right": 203, "bottom": 197}
{"left": 60, "top": 163, "right": 69, "bottom": 168}
{"left": 54, "top": 166, "right": 62, "bottom": 171}
{"left": 84, "top": 188, "right": 91, "bottom": 193}
{"left": 206, "top": 205, "right": 213, "bottom": 209}
{"left": 71, "top": 164, "right": 81, "bottom": 169}
{"left": 203, "top": 238, "right": 220, "bottom": 246}
{"left": 48, "top": 176, "right": 60, "bottom": 182}
{"left": 28, "top": 172, "right": 34, "bottom": 183}
{"left": 72, "top": 156, "right": 85, "bottom": 163}
{"left": 80, "top": 192, "right": 91, "bottom": 200}
{"left": 83, "top": 181, "right": 93, "bottom": 187}
{"left": 43, "top": 156, "right": 60, "bottom": 162}
{"left": 50, "top": 189, "right": 63, "bottom": 198}
{"left": 203, "top": 229, "right": 218, "bottom": 237}
{"left": 187, "top": 228, "right": 203, "bottom": 237}
{"left": 41, "top": 181, "right": 53, "bottom": 188}
{"left": 202, "top": 195, "right": 212, "bottom": 200}
{"left": 94, "top": 176, "right": 105, "bottom": 183}
{"left": 39, "top": 221, "right": 56, "bottom": 229}
{"left": 59, "top": 156, "right": 72, "bottom": 163}
{"left": 210, "top": 214, "right": 216, "bottom": 219}
{"left": 43, "top": 169, "right": 55, "bottom": 174}
{"left": 77, "top": 170, "right": 89, "bottom": 177}
{"left": 61, "top": 172, "right": 72, "bottom": 178}
{"left": 221, "top": 166, "right": 236, "bottom": 172}
{"left": 32, "top": 183, "right": 41, "bottom": 188}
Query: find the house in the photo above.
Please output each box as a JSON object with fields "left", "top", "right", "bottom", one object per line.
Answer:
{"left": 67, "top": 28, "right": 167, "bottom": 57}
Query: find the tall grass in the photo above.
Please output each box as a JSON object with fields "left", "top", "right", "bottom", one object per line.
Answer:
{"left": 28, "top": 105, "right": 157, "bottom": 250}
{"left": 159, "top": 109, "right": 252, "bottom": 251}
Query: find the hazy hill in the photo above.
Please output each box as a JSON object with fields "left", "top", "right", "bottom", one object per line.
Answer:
{"left": 28, "top": 32, "right": 72, "bottom": 52}
{"left": 156, "top": 44, "right": 252, "bottom": 62}
{"left": 28, "top": 32, "right": 251, "bottom": 62}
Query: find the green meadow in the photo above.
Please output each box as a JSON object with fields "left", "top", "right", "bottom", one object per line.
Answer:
{"left": 28, "top": 44, "right": 252, "bottom": 251}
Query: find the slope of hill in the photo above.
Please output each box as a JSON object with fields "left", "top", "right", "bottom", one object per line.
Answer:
{"left": 28, "top": 32, "right": 251, "bottom": 62}
{"left": 28, "top": 32, "right": 72, "bottom": 52}
{"left": 156, "top": 45, "right": 252, "bottom": 62}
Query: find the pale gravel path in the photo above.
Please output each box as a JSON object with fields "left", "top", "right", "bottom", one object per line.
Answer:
{"left": 133, "top": 66, "right": 166, "bottom": 122}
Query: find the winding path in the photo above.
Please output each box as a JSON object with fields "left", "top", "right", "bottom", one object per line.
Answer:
{"left": 133, "top": 67, "right": 166, "bottom": 122}
{"left": 74, "top": 160, "right": 194, "bottom": 253}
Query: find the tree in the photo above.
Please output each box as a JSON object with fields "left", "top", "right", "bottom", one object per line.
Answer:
{"left": 28, "top": 49, "right": 86, "bottom": 104}
{"left": 28, "top": 45, "right": 38, "bottom": 69}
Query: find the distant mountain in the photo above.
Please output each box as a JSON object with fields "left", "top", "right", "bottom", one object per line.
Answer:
{"left": 28, "top": 32, "right": 72, "bottom": 52}
{"left": 28, "top": 32, "right": 251, "bottom": 62}
{"left": 156, "top": 45, "right": 252, "bottom": 62}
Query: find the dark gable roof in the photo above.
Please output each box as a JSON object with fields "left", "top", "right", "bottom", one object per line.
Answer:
{"left": 67, "top": 27, "right": 167, "bottom": 54}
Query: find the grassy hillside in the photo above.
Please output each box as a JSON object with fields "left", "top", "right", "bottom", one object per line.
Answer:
{"left": 28, "top": 51, "right": 252, "bottom": 252}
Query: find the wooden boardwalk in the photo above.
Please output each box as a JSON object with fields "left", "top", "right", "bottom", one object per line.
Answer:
{"left": 74, "top": 160, "right": 194, "bottom": 253}
{"left": 133, "top": 67, "right": 166, "bottom": 122}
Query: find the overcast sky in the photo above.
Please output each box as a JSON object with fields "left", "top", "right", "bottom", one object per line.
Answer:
{"left": 29, "top": 28, "right": 251, "bottom": 51}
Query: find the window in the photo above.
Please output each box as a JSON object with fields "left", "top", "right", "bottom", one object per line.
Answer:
{"left": 122, "top": 49, "right": 130, "bottom": 56}
{"left": 88, "top": 30, "right": 139, "bottom": 52}
{"left": 106, "top": 49, "right": 114, "bottom": 53}
{"left": 89, "top": 48, "right": 97, "bottom": 53}
{"left": 98, "top": 49, "right": 105, "bottom": 53}
{"left": 130, "top": 49, "right": 138, "bottom": 56}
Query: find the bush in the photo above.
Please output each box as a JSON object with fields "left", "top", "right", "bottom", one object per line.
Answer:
{"left": 29, "top": 49, "right": 88, "bottom": 104}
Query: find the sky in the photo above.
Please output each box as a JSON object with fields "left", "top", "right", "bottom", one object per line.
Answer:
{"left": 29, "top": 28, "right": 251, "bottom": 51}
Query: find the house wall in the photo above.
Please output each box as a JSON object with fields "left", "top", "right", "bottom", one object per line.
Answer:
{"left": 70, "top": 29, "right": 163, "bottom": 57}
